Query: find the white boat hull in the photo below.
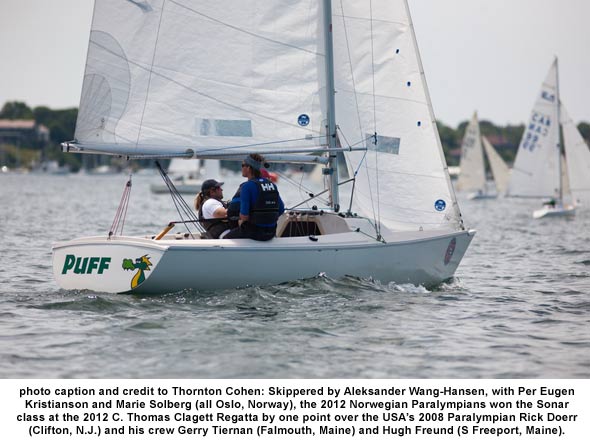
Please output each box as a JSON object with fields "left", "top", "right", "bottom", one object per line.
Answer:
{"left": 532, "top": 204, "right": 576, "bottom": 219}
{"left": 52, "top": 228, "right": 475, "bottom": 294}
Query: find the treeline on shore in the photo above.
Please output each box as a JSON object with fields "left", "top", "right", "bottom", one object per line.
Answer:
{"left": 1, "top": 101, "right": 589, "bottom": 171}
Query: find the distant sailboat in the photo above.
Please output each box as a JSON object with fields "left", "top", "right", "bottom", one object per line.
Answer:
{"left": 482, "top": 136, "right": 510, "bottom": 196}
{"left": 150, "top": 158, "right": 201, "bottom": 194}
{"left": 455, "top": 112, "right": 509, "bottom": 199}
{"left": 506, "top": 58, "right": 575, "bottom": 218}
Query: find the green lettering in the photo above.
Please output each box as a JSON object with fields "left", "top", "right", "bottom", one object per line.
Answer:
{"left": 74, "top": 257, "right": 88, "bottom": 274}
{"left": 98, "top": 257, "right": 111, "bottom": 274}
{"left": 61, "top": 255, "right": 76, "bottom": 274}
{"left": 87, "top": 257, "right": 100, "bottom": 274}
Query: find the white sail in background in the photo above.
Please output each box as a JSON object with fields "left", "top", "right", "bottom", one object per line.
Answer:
{"left": 75, "top": 0, "right": 328, "bottom": 156}
{"left": 507, "top": 59, "right": 560, "bottom": 198}
{"left": 456, "top": 112, "right": 486, "bottom": 193}
{"left": 333, "top": 0, "right": 462, "bottom": 231}
{"left": 482, "top": 136, "right": 510, "bottom": 195}
{"left": 561, "top": 105, "right": 590, "bottom": 206}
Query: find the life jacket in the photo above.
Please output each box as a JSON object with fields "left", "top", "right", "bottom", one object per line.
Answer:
{"left": 226, "top": 184, "right": 243, "bottom": 229}
{"left": 250, "top": 178, "right": 280, "bottom": 226}
{"left": 198, "top": 198, "right": 229, "bottom": 239}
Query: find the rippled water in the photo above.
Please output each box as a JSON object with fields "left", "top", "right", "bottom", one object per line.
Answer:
{"left": 1, "top": 173, "right": 589, "bottom": 378}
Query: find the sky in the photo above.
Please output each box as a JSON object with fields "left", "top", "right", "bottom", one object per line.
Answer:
{"left": 0, "top": 0, "right": 589, "bottom": 127}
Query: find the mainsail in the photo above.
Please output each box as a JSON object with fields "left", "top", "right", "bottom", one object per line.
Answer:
{"left": 75, "top": 0, "right": 329, "bottom": 156}
{"left": 507, "top": 59, "right": 560, "bottom": 198}
{"left": 455, "top": 112, "right": 486, "bottom": 193}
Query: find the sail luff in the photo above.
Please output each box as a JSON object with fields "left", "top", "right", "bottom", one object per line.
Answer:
{"left": 402, "top": 0, "right": 463, "bottom": 228}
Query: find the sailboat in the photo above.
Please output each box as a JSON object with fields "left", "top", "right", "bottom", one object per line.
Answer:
{"left": 53, "top": 0, "right": 475, "bottom": 294}
{"left": 455, "top": 112, "right": 510, "bottom": 199}
{"left": 506, "top": 58, "right": 575, "bottom": 218}
{"left": 455, "top": 112, "right": 487, "bottom": 199}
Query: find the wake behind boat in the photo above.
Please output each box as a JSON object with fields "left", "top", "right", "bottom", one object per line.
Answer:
{"left": 53, "top": 0, "right": 474, "bottom": 294}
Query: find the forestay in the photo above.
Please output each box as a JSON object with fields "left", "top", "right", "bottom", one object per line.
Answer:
{"left": 507, "top": 59, "right": 560, "bottom": 198}
{"left": 75, "top": 0, "right": 329, "bottom": 156}
{"left": 332, "top": 0, "right": 462, "bottom": 231}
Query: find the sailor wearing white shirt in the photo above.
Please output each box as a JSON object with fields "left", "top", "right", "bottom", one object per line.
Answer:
{"left": 194, "top": 179, "right": 230, "bottom": 239}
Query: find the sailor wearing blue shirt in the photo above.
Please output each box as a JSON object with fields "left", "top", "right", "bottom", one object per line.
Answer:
{"left": 225, "top": 154, "right": 285, "bottom": 241}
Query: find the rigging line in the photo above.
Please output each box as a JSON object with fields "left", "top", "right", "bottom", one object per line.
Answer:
{"left": 335, "top": 87, "right": 429, "bottom": 105}
{"left": 289, "top": 178, "right": 355, "bottom": 210}
{"left": 169, "top": 0, "right": 321, "bottom": 57}
{"left": 155, "top": 161, "right": 203, "bottom": 237}
{"left": 109, "top": 175, "right": 133, "bottom": 238}
{"left": 275, "top": 168, "right": 317, "bottom": 197}
{"left": 368, "top": 0, "right": 381, "bottom": 240}
{"left": 333, "top": 128, "right": 359, "bottom": 214}
{"left": 195, "top": 135, "right": 325, "bottom": 155}
{"left": 332, "top": 13, "right": 405, "bottom": 27}
{"left": 360, "top": 136, "right": 379, "bottom": 237}
{"left": 118, "top": 175, "right": 133, "bottom": 236}
{"left": 338, "top": 0, "right": 364, "bottom": 143}
{"left": 135, "top": 0, "right": 167, "bottom": 147}
{"left": 120, "top": 174, "right": 131, "bottom": 235}
{"left": 288, "top": 186, "right": 329, "bottom": 210}
{"left": 341, "top": 129, "right": 380, "bottom": 228}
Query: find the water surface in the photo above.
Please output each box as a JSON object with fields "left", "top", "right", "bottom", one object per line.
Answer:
{"left": 1, "top": 173, "right": 589, "bottom": 378}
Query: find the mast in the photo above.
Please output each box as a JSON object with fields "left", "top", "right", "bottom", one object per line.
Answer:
{"left": 323, "top": 0, "right": 340, "bottom": 212}
{"left": 555, "top": 57, "right": 563, "bottom": 203}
